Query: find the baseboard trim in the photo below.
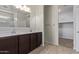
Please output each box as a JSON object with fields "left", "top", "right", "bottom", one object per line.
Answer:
{"left": 45, "top": 41, "right": 58, "bottom": 46}
{"left": 45, "top": 41, "right": 53, "bottom": 44}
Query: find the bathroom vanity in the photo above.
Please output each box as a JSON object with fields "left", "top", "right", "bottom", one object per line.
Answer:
{"left": 0, "top": 5, "right": 43, "bottom": 54}
{"left": 0, "top": 32, "right": 42, "bottom": 54}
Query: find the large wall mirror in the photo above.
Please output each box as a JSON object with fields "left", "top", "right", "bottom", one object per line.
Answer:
{"left": 16, "top": 10, "right": 30, "bottom": 27}
{"left": 0, "top": 5, "right": 14, "bottom": 27}
{"left": 0, "top": 5, "right": 31, "bottom": 28}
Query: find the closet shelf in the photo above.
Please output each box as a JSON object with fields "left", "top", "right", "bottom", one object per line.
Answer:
{"left": 59, "top": 21, "right": 73, "bottom": 24}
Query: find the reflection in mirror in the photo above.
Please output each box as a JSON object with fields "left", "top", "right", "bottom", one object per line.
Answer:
{"left": 0, "top": 5, "right": 14, "bottom": 27}
{"left": 16, "top": 10, "right": 30, "bottom": 27}
{"left": 14, "top": 5, "right": 31, "bottom": 28}
{"left": 0, "top": 5, "right": 31, "bottom": 28}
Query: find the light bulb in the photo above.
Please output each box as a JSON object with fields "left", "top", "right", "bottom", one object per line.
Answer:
{"left": 15, "top": 5, "right": 31, "bottom": 13}
{"left": 19, "top": 6, "right": 24, "bottom": 10}
{"left": 24, "top": 6, "right": 31, "bottom": 13}
{"left": 15, "top": 5, "right": 20, "bottom": 9}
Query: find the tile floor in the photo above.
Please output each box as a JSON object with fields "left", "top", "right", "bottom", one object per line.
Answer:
{"left": 29, "top": 43, "right": 79, "bottom": 54}
{"left": 59, "top": 38, "right": 73, "bottom": 48}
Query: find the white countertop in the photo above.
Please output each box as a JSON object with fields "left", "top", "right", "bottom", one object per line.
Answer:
{"left": 0, "top": 31, "right": 42, "bottom": 37}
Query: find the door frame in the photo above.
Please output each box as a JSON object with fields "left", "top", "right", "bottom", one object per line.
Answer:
{"left": 58, "top": 5, "right": 75, "bottom": 50}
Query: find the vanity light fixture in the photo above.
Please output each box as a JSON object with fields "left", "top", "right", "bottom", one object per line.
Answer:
{"left": 15, "top": 5, "right": 31, "bottom": 13}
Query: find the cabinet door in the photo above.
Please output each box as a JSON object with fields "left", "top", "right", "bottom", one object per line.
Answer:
{"left": 19, "top": 34, "right": 30, "bottom": 54}
{"left": 0, "top": 36, "right": 18, "bottom": 54}
{"left": 36, "top": 32, "right": 42, "bottom": 47}
{"left": 30, "top": 33, "right": 37, "bottom": 51}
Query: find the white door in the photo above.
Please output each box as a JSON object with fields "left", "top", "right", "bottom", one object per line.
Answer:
{"left": 74, "top": 5, "right": 79, "bottom": 51}
{"left": 44, "top": 6, "right": 53, "bottom": 44}
{"left": 51, "top": 6, "right": 59, "bottom": 45}
{"left": 44, "top": 6, "right": 59, "bottom": 45}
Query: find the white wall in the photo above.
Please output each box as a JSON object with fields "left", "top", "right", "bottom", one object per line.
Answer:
{"left": 29, "top": 5, "right": 44, "bottom": 32}
{"left": 29, "top": 5, "right": 44, "bottom": 46}
{"left": 59, "top": 23, "right": 74, "bottom": 39}
{"left": 44, "top": 5, "right": 58, "bottom": 45}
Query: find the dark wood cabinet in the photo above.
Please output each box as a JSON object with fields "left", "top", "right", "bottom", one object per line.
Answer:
{"left": 30, "top": 32, "right": 42, "bottom": 51}
{"left": 30, "top": 33, "right": 37, "bottom": 51}
{"left": 0, "top": 36, "right": 18, "bottom": 54}
{"left": 36, "top": 32, "right": 42, "bottom": 47}
{"left": 19, "top": 32, "right": 42, "bottom": 53}
{"left": 0, "top": 32, "right": 42, "bottom": 54}
{"left": 19, "top": 34, "right": 30, "bottom": 54}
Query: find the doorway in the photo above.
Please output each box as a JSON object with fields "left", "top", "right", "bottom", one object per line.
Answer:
{"left": 44, "top": 5, "right": 75, "bottom": 49}
{"left": 58, "top": 5, "right": 74, "bottom": 49}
